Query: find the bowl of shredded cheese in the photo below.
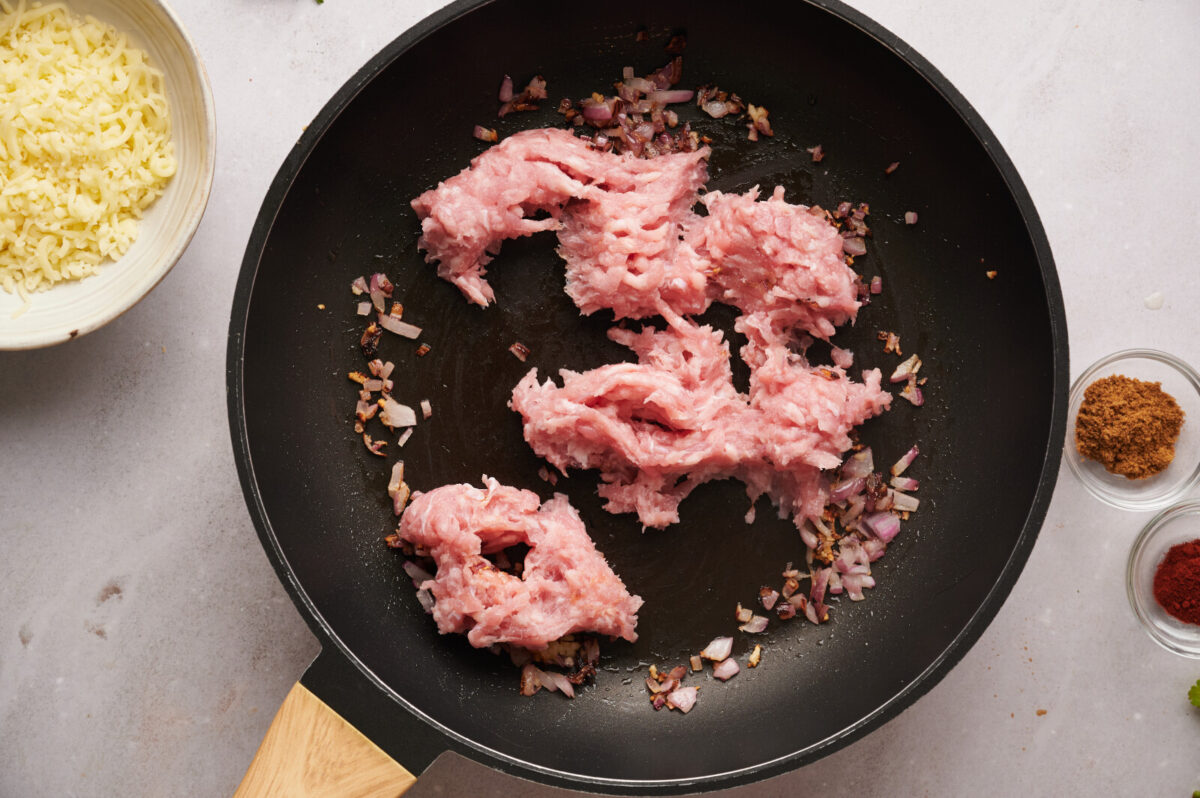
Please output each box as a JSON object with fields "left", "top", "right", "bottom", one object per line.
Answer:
{"left": 0, "top": 0, "right": 214, "bottom": 348}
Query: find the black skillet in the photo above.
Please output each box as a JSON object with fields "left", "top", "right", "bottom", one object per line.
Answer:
{"left": 227, "top": 0, "right": 1068, "bottom": 793}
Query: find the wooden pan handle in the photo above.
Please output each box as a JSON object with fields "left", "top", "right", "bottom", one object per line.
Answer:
{"left": 234, "top": 681, "right": 417, "bottom": 798}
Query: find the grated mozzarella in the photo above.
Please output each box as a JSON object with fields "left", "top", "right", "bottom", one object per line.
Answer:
{"left": 0, "top": 1, "right": 176, "bottom": 297}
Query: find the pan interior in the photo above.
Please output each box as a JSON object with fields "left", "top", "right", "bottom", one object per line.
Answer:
{"left": 236, "top": 0, "right": 1062, "bottom": 788}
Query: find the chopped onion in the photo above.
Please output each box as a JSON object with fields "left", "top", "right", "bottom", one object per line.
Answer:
{"left": 690, "top": 655, "right": 703, "bottom": 672}
{"left": 356, "top": 301, "right": 371, "bottom": 316}
{"left": 378, "top": 396, "right": 417, "bottom": 429}
{"left": 807, "top": 144, "right": 824, "bottom": 162}
{"left": 843, "top": 237, "right": 867, "bottom": 257}
{"left": 362, "top": 432, "right": 386, "bottom": 456}
{"left": 401, "top": 558, "right": 432, "bottom": 587}
{"left": 350, "top": 276, "right": 368, "bottom": 295}
{"left": 842, "top": 448, "right": 875, "bottom": 479}
{"left": 420, "top": 399, "right": 432, "bottom": 420}
{"left": 520, "top": 664, "right": 545, "bottom": 696}
{"left": 869, "top": 275, "right": 882, "bottom": 294}
{"left": 647, "top": 89, "right": 694, "bottom": 104}
{"left": 885, "top": 161, "right": 900, "bottom": 175}
{"left": 415, "top": 588, "right": 434, "bottom": 614}
{"left": 891, "top": 445, "right": 920, "bottom": 476}
{"left": 904, "top": 210, "right": 919, "bottom": 225}
{"left": 712, "top": 658, "right": 740, "bottom": 681}
{"left": 862, "top": 511, "right": 902, "bottom": 543}
{"left": 700, "top": 636, "right": 733, "bottom": 662}
{"left": 891, "top": 476, "right": 919, "bottom": 491}
{"left": 397, "top": 427, "right": 413, "bottom": 447}
{"left": 829, "top": 476, "right": 866, "bottom": 503}
{"left": 759, "top": 587, "right": 779, "bottom": 612}
{"left": 498, "top": 75, "right": 514, "bottom": 103}
{"left": 377, "top": 313, "right": 422, "bottom": 339}
{"left": 890, "top": 354, "right": 923, "bottom": 383}
{"left": 900, "top": 378, "right": 925, "bottom": 406}
{"left": 509, "top": 342, "right": 530, "bottom": 361}
{"left": 473, "top": 125, "right": 499, "bottom": 143}
{"left": 748, "top": 645, "right": 762, "bottom": 668}
{"left": 735, "top": 604, "right": 753, "bottom": 624}
{"left": 890, "top": 490, "right": 920, "bottom": 513}
{"left": 739, "top": 615, "right": 768, "bottom": 634}
{"left": 666, "top": 686, "right": 698, "bottom": 713}
{"left": 542, "top": 670, "right": 576, "bottom": 698}
{"left": 388, "top": 461, "right": 410, "bottom": 515}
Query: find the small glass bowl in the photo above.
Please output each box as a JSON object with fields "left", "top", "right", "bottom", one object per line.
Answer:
{"left": 1065, "top": 349, "right": 1200, "bottom": 511}
{"left": 1127, "top": 500, "right": 1200, "bottom": 657}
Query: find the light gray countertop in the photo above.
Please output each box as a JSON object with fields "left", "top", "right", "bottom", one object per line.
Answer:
{"left": 2, "top": 1, "right": 1199, "bottom": 795}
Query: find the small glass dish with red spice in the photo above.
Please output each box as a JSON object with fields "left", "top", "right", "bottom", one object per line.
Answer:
{"left": 1126, "top": 500, "right": 1200, "bottom": 658}
{"left": 1065, "top": 349, "right": 1200, "bottom": 511}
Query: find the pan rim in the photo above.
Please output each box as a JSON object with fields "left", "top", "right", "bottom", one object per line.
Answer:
{"left": 225, "top": 0, "right": 1068, "bottom": 790}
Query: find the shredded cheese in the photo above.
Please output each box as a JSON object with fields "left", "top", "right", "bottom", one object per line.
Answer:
{"left": 0, "top": 0, "right": 176, "bottom": 296}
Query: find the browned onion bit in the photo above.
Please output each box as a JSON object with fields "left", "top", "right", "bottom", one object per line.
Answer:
{"left": 499, "top": 75, "right": 548, "bottom": 117}
{"left": 885, "top": 161, "right": 900, "bottom": 175}
{"left": 748, "top": 645, "right": 762, "bottom": 668}
{"left": 473, "top": 125, "right": 499, "bottom": 143}
{"left": 877, "top": 330, "right": 902, "bottom": 356}
{"left": 986, "top": 270, "right": 998, "bottom": 280}
{"left": 384, "top": 532, "right": 404, "bottom": 549}
{"left": 415, "top": 343, "right": 431, "bottom": 357}
{"left": 362, "top": 432, "right": 386, "bottom": 456}
{"left": 776, "top": 602, "right": 797, "bottom": 620}
{"left": 360, "top": 322, "right": 382, "bottom": 358}
{"left": 509, "top": 341, "right": 530, "bottom": 362}
{"left": 807, "top": 144, "right": 825, "bottom": 162}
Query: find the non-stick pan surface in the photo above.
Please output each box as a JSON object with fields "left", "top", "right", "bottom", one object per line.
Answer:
{"left": 228, "top": 0, "right": 1067, "bottom": 792}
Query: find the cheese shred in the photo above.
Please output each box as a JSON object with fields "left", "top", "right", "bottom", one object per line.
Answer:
{"left": 0, "top": 0, "right": 176, "bottom": 296}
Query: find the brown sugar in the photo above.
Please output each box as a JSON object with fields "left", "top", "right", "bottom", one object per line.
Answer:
{"left": 1074, "top": 374, "right": 1184, "bottom": 479}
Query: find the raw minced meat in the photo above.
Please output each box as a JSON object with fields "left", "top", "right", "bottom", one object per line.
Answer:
{"left": 415, "top": 129, "right": 890, "bottom": 532}
{"left": 511, "top": 314, "right": 751, "bottom": 529}
{"left": 412, "top": 128, "right": 711, "bottom": 318}
{"left": 511, "top": 305, "right": 890, "bottom": 530}
{"left": 397, "top": 477, "right": 643, "bottom": 649}
{"left": 693, "top": 186, "right": 861, "bottom": 340}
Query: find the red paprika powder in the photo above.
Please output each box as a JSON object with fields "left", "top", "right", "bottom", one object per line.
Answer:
{"left": 1152, "top": 538, "right": 1200, "bottom": 625}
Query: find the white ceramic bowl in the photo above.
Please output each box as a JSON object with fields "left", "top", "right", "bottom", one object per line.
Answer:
{"left": 1065, "top": 349, "right": 1200, "bottom": 511}
{"left": 0, "top": 0, "right": 215, "bottom": 350}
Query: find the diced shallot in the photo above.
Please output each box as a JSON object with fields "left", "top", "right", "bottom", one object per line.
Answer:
{"left": 712, "top": 658, "right": 740, "bottom": 681}
{"left": 356, "top": 301, "right": 372, "bottom": 316}
{"left": 378, "top": 396, "right": 417, "bottom": 429}
{"left": 350, "top": 276, "right": 368, "bottom": 295}
{"left": 666, "top": 685, "right": 698, "bottom": 713}
{"left": 420, "top": 399, "right": 432, "bottom": 419}
{"left": 890, "top": 476, "right": 919, "bottom": 491}
{"left": 890, "top": 354, "right": 922, "bottom": 383}
{"left": 891, "top": 445, "right": 920, "bottom": 476}
{"left": 739, "top": 615, "right": 768, "bottom": 634}
{"left": 890, "top": 490, "right": 920, "bottom": 513}
{"left": 388, "top": 461, "right": 411, "bottom": 515}
{"left": 700, "top": 636, "right": 733, "bottom": 662}
{"left": 862, "top": 511, "right": 902, "bottom": 543}
{"left": 377, "top": 313, "right": 422, "bottom": 339}
{"left": 759, "top": 587, "right": 780, "bottom": 611}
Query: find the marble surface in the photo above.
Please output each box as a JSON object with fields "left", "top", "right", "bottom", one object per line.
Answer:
{"left": 2, "top": 0, "right": 1199, "bottom": 795}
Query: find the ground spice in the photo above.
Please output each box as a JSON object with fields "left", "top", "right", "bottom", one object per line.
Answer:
{"left": 1074, "top": 374, "right": 1184, "bottom": 479}
{"left": 1152, "top": 538, "right": 1200, "bottom": 626}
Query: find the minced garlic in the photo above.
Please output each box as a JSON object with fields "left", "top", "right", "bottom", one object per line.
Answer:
{"left": 0, "top": 0, "right": 176, "bottom": 297}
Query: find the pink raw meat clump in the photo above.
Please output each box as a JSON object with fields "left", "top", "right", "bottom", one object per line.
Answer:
{"left": 412, "top": 128, "right": 711, "bottom": 318}
{"left": 397, "top": 477, "right": 643, "bottom": 649}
